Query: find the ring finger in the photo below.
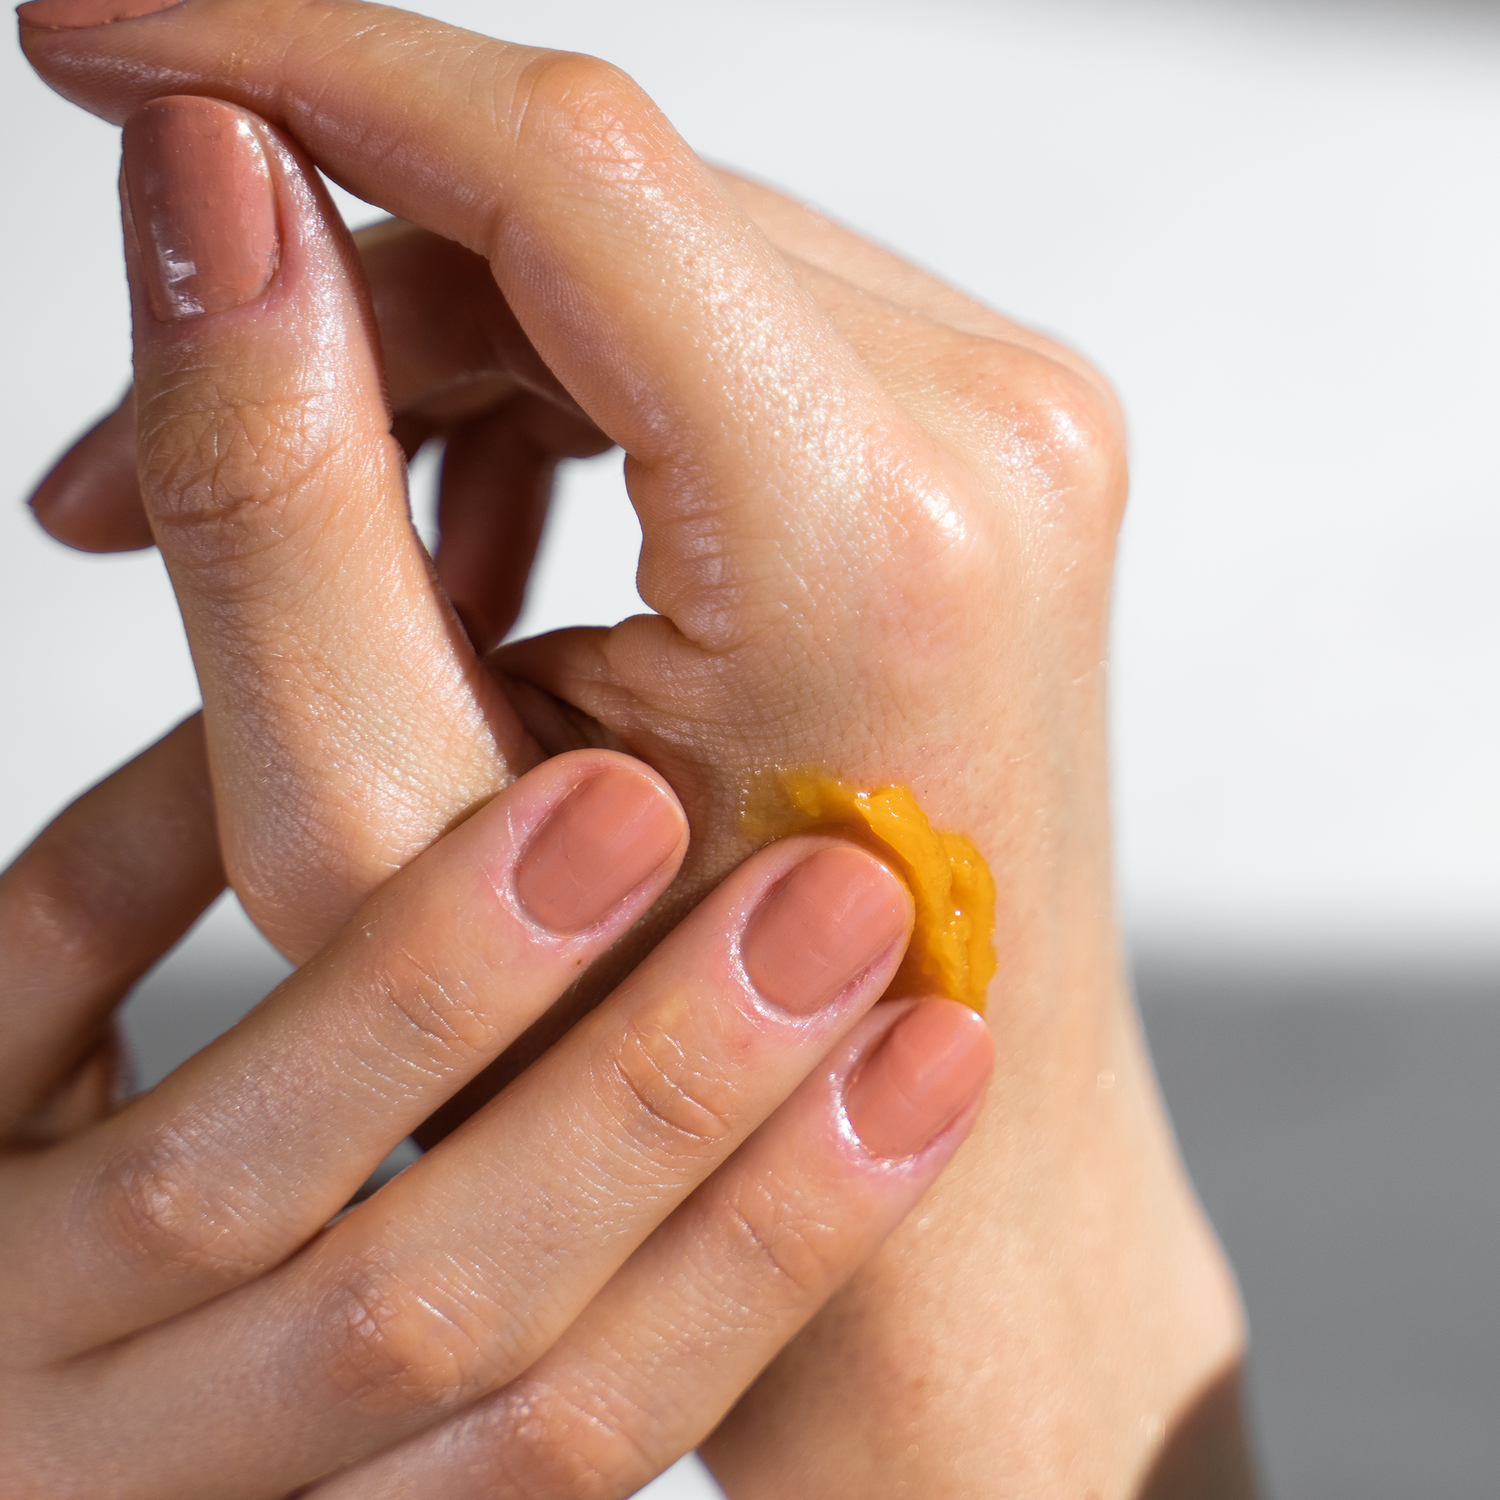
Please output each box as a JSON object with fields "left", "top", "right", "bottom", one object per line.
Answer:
{"left": 44, "top": 836, "right": 913, "bottom": 1496}
{"left": 311, "top": 997, "right": 994, "bottom": 1499}
{"left": 5, "top": 749, "right": 687, "bottom": 1357}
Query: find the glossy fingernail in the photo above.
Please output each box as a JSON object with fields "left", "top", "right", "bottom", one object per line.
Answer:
{"left": 845, "top": 1001, "right": 994, "bottom": 1158}
{"left": 515, "top": 768, "right": 683, "bottom": 934}
{"left": 122, "top": 97, "right": 278, "bottom": 322}
{"left": 18, "top": 0, "right": 183, "bottom": 27}
{"left": 741, "top": 846, "right": 909, "bottom": 1016}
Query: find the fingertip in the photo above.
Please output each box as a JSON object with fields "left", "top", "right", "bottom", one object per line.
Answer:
{"left": 740, "top": 843, "right": 912, "bottom": 1018}
{"left": 844, "top": 998, "right": 994, "bottom": 1161}
{"left": 511, "top": 753, "right": 688, "bottom": 935}
{"left": 27, "top": 400, "right": 155, "bottom": 552}
{"left": 122, "top": 95, "right": 279, "bottom": 323}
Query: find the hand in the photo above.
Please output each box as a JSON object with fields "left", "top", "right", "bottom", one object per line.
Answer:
{"left": 20, "top": 3, "right": 1254, "bottom": 1493}
{"left": 2, "top": 722, "right": 994, "bottom": 1496}
{"left": 25, "top": 0, "right": 1118, "bottom": 973}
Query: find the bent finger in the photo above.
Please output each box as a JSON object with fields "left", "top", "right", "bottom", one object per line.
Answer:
{"left": 0, "top": 716, "right": 222, "bottom": 1139}
{"left": 437, "top": 394, "right": 611, "bottom": 652}
{"left": 22, "top": 0, "right": 951, "bottom": 650}
{"left": 8, "top": 750, "right": 685, "bottom": 1357}
{"left": 27, "top": 390, "right": 154, "bottom": 552}
{"left": 51, "top": 839, "right": 910, "bottom": 1494}
{"left": 309, "top": 999, "right": 993, "bottom": 1499}
{"left": 29, "top": 217, "right": 602, "bottom": 555}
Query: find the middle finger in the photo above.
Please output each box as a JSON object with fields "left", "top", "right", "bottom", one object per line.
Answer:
{"left": 6, "top": 750, "right": 686, "bottom": 1358}
{"left": 51, "top": 838, "right": 912, "bottom": 1496}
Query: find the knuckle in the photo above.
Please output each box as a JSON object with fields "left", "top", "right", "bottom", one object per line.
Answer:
{"left": 369, "top": 937, "right": 496, "bottom": 1076}
{"left": 135, "top": 370, "right": 367, "bottom": 559}
{"left": 91, "top": 1122, "right": 276, "bottom": 1284}
{"left": 484, "top": 1376, "right": 657, "bottom": 1500}
{"left": 510, "top": 50, "right": 670, "bottom": 186}
{"left": 724, "top": 1175, "right": 843, "bottom": 1300}
{"left": 1019, "top": 358, "right": 1128, "bottom": 521}
{"left": 0, "top": 839, "right": 132, "bottom": 990}
{"left": 940, "top": 335, "right": 1129, "bottom": 533}
{"left": 317, "top": 1253, "right": 493, "bottom": 1414}
{"left": 610, "top": 1015, "right": 738, "bottom": 1155}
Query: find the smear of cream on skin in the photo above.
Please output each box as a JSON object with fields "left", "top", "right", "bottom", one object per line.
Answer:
{"left": 742, "top": 769, "right": 996, "bottom": 1012}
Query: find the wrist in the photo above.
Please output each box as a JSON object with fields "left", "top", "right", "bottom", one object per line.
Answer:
{"left": 703, "top": 900, "right": 1253, "bottom": 1499}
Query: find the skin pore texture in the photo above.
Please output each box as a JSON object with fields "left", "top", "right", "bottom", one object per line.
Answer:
{"left": 16, "top": 1, "right": 1259, "bottom": 1495}
{"left": 0, "top": 721, "right": 1000, "bottom": 1498}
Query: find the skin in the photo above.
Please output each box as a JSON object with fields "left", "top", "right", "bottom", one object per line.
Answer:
{"left": 1, "top": 720, "right": 997, "bottom": 1497}
{"left": 19, "top": 1, "right": 1257, "bottom": 1495}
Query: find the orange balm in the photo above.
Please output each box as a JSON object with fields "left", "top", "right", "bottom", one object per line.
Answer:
{"left": 743, "top": 771, "right": 996, "bottom": 1013}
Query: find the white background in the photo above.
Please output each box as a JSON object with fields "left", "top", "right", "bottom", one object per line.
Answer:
{"left": 2, "top": 6, "right": 1498, "bottom": 1492}
{"left": 4, "top": 0, "right": 1497, "bottom": 952}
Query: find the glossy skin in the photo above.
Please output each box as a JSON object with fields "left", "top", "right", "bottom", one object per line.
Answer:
{"left": 1, "top": 720, "right": 997, "bottom": 1497}
{"left": 743, "top": 771, "right": 997, "bottom": 1012}
{"left": 18, "top": 1, "right": 1256, "bottom": 1495}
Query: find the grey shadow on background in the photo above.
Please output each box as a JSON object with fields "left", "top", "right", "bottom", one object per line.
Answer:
{"left": 121, "top": 906, "right": 1500, "bottom": 1498}
{"left": 1137, "top": 950, "right": 1500, "bottom": 1500}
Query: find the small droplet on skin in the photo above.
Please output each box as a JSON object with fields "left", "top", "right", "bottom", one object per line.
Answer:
{"left": 1097, "top": 1068, "right": 1116, "bottom": 1092}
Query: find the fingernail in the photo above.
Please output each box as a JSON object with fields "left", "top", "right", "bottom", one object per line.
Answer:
{"left": 514, "top": 768, "right": 683, "bottom": 934}
{"left": 845, "top": 1001, "right": 994, "bottom": 1159}
{"left": 122, "top": 97, "right": 279, "bottom": 322}
{"left": 18, "top": 0, "right": 183, "bottom": 31}
{"left": 741, "top": 845, "right": 909, "bottom": 1017}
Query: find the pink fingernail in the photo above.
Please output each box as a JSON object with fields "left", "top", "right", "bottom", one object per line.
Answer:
{"left": 514, "top": 768, "right": 684, "bottom": 934}
{"left": 844, "top": 1001, "right": 994, "bottom": 1158}
{"left": 18, "top": 0, "right": 184, "bottom": 30}
{"left": 122, "top": 97, "right": 279, "bottom": 322}
{"left": 740, "top": 845, "right": 909, "bottom": 1017}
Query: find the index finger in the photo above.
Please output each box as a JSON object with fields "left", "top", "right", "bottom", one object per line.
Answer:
{"left": 21, "top": 0, "right": 950, "bottom": 647}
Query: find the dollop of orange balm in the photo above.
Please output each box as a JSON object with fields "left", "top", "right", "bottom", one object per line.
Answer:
{"left": 742, "top": 770, "right": 996, "bottom": 1013}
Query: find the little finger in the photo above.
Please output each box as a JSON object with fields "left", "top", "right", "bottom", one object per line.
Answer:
{"left": 308, "top": 999, "right": 994, "bottom": 1499}
{"left": 25, "top": 390, "right": 154, "bottom": 553}
{"left": 49, "top": 840, "right": 910, "bottom": 1495}
{"left": 6, "top": 751, "right": 685, "bottom": 1356}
